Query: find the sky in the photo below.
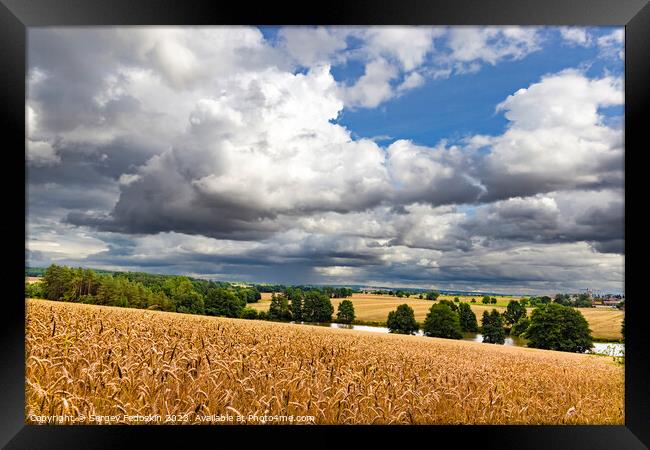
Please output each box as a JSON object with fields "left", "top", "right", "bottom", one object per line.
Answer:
{"left": 25, "top": 26, "right": 625, "bottom": 295}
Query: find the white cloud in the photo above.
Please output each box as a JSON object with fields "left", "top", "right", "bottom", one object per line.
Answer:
{"left": 597, "top": 29, "right": 624, "bottom": 60}
{"left": 118, "top": 173, "right": 142, "bottom": 186}
{"left": 26, "top": 105, "right": 60, "bottom": 166}
{"left": 278, "top": 26, "right": 348, "bottom": 67}
{"left": 341, "top": 57, "right": 399, "bottom": 108}
{"left": 362, "top": 27, "right": 443, "bottom": 71}
{"left": 26, "top": 27, "right": 625, "bottom": 292}
{"left": 397, "top": 71, "right": 425, "bottom": 93}
{"left": 485, "top": 69, "right": 623, "bottom": 186}
{"left": 26, "top": 139, "right": 60, "bottom": 166}
{"left": 559, "top": 27, "right": 592, "bottom": 46}
{"left": 446, "top": 26, "right": 542, "bottom": 66}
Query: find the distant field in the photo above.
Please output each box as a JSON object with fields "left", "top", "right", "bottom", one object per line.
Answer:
{"left": 26, "top": 277, "right": 41, "bottom": 284}
{"left": 251, "top": 293, "right": 624, "bottom": 341}
{"left": 26, "top": 299, "right": 623, "bottom": 425}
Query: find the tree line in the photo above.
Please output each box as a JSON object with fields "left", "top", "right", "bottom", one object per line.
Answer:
{"left": 385, "top": 299, "right": 593, "bottom": 353}
{"left": 25, "top": 264, "right": 355, "bottom": 324}
{"left": 26, "top": 265, "right": 595, "bottom": 352}
{"left": 26, "top": 264, "right": 264, "bottom": 317}
{"left": 260, "top": 288, "right": 356, "bottom": 324}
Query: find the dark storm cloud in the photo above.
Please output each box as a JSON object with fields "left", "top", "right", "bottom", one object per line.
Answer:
{"left": 25, "top": 27, "right": 624, "bottom": 293}
{"left": 462, "top": 190, "right": 624, "bottom": 254}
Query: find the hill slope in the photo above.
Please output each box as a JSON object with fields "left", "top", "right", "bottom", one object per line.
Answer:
{"left": 26, "top": 299, "right": 623, "bottom": 425}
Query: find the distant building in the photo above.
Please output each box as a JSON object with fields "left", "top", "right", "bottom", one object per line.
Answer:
{"left": 602, "top": 297, "right": 623, "bottom": 307}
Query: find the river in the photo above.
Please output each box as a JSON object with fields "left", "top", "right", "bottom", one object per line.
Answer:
{"left": 294, "top": 322, "right": 624, "bottom": 357}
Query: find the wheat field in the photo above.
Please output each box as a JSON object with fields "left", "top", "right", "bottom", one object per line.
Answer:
{"left": 25, "top": 299, "right": 623, "bottom": 425}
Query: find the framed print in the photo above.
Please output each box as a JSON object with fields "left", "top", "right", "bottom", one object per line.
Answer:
{"left": 3, "top": 0, "right": 649, "bottom": 447}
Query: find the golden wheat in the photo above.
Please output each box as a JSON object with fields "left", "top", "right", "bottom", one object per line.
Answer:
{"left": 25, "top": 299, "right": 623, "bottom": 425}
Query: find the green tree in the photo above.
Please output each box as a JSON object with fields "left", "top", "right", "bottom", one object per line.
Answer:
{"left": 504, "top": 300, "right": 526, "bottom": 326}
{"left": 169, "top": 277, "right": 205, "bottom": 315}
{"left": 286, "top": 288, "right": 304, "bottom": 321}
{"left": 490, "top": 297, "right": 497, "bottom": 304}
{"left": 439, "top": 299, "right": 458, "bottom": 312}
{"left": 481, "top": 310, "right": 506, "bottom": 344}
{"left": 425, "top": 291, "right": 440, "bottom": 301}
{"left": 510, "top": 316, "right": 530, "bottom": 337}
{"left": 336, "top": 299, "right": 355, "bottom": 324}
{"left": 524, "top": 304, "right": 593, "bottom": 353}
{"left": 554, "top": 293, "right": 571, "bottom": 306}
{"left": 42, "top": 264, "right": 74, "bottom": 300}
{"left": 387, "top": 304, "right": 419, "bottom": 335}
{"left": 423, "top": 304, "right": 462, "bottom": 339}
{"left": 458, "top": 302, "right": 478, "bottom": 332}
{"left": 25, "top": 281, "right": 44, "bottom": 298}
{"left": 574, "top": 293, "right": 593, "bottom": 308}
{"left": 236, "top": 288, "right": 262, "bottom": 304}
{"left": 269, "top": 293, "right": 293, "bottom": 321}
{"left": 482, "top": 296, "right": 491, "bottom": 304}
{"left": 205, "top": 288, "right": 244, "bottom": 318}
{"left": 519, "top": 298, "right": 529, "bottom": 307}
{"left": 302, "top": 291, "right": 333, "bottom": 322}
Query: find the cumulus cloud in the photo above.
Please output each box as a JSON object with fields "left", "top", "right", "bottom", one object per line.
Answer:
{"left": 340, "top": 57, "right": 400, "bottom": 108}
{"left": 361, "top": 27, "right": 443, "bottom": 71}
{"left": 445, "top": 26, "right": 542, "bottom": 68}
{"left": 277, "top": 26, "right": 348, "bottom": 67}
{"left": 478, "top": 69, "right": 623, "bottom": 200}
{"left": 26, "top": 26, "right": 624, "bottom": 293}
{"left": 559, "top": 27, "right": 592, "bottom": 46}
{"left": 63, "top": 66, "right": 624, "bottom": 260}
{"left": 597, "top": 29, "right": 624, "bottom": 60}
{"left": 463, "top": 189, "right": 624, "bottom": 253}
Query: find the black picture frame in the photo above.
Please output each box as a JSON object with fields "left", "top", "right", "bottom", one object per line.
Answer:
{"left": 4, "top": 0, "right": 648, "bottom": 448}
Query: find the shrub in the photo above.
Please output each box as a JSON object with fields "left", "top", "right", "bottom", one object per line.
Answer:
{"left": 240, "top": 308, "right": 259, "bottom": 320}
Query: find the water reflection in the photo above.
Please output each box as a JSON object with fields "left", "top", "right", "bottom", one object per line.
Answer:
{"left": 291, "top": 321, "right": 624, "bottom": 356}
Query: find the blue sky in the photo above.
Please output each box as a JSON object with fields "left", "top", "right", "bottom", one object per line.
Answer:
{"left": 26, "top": 26, "right": 625, "bottom": 294}
{"left": 331, "top": 27, "right": 624, "bottom": 147}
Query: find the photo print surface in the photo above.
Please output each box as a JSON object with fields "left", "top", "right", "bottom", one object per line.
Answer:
{"left": 25, "top": 26, "right": 624, "bottom": 425}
